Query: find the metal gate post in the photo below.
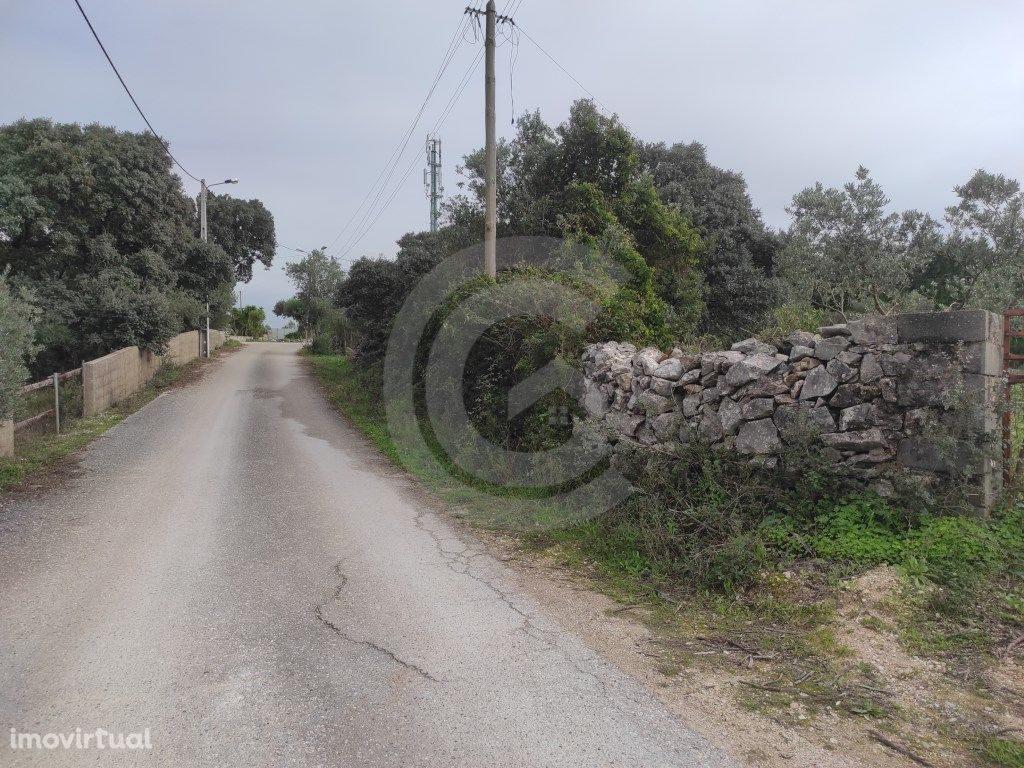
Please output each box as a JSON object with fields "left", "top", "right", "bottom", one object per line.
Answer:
{"left": 1004, "top": 309, "right": 1024, "bottom": 483}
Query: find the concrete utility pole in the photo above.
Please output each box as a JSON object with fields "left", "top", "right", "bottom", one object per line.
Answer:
{"left": 483, "top": 0, "right": 497, "bottom": 278}
{"left": 200, "top": 179, "right": 208, "bottom": 241}
{"left": 199, "top": 178, "right": 239, "bottom": 243}
{"left": 465, "top": 2, "right": 512, "bottom": 277}
{"left": 424, "top": 135, "right": 443, "bottom": 233}
{"left": 198, "top": 178, "right": 237, "bottom": 357}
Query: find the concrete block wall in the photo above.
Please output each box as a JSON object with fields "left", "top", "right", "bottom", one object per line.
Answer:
{"left": 166, "top": 330, "right": 200, "bottom": 366}
{"left": 82, "top": 329, "right": 215, "bottom": 418}
{"left": 82, "top": 346, "right": 161, "bottom": 417}
{"left": 0, "top": 419, "right": 13, "bottom": 457}
{"left": 581, "top": 310, "right": 1004, "bottom": 514}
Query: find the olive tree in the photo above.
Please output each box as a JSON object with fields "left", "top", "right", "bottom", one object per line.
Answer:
{"left": 779, "top": 167, "right": 1024, "bottom": 317}
{"left": 928, "top": 170, "right": 1024, "bottom": 309}
{"left": 777, "top": 167, "right": 929, "bottom": 317}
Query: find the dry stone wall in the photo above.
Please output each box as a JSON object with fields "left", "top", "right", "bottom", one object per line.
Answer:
{"left": 580, "top": 310, "right": 1003, "bottom": 513}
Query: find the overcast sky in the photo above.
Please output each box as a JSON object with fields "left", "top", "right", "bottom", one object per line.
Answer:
{"left": 3, "top": 1, "right": 1022, "bottom": 323}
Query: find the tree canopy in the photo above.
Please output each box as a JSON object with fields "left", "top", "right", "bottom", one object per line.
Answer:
{"left": 206, "top": 191, "right": 276, "bottom": 282}
{"left": 275, "top": 248, "right": 346, "bottom": 352}
{"left": 0, "top": 270, "right": 38, "bottom": 416}
{"left": 778, "top": 167, "right": 1024, "bottom": 317}
{"left": 443, "top": 100, "right": 705, "bottom": 336}
{"left": 0, "top": 119, "right": 276, "bottom": 373}
{"left": 640, "top": 141, "right": 782, "bottom": 337}
{"left": 231, "top": 305, "right": 268, "bottom": 338}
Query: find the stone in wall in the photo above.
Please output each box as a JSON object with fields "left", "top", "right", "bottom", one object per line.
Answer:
{"left": 580, "top": 310, "right": 1002, "bottom": 513}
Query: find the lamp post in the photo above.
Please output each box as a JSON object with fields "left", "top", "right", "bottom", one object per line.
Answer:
{"left": 199, "top": 178, "right": 237, "bottom": 356}
{"left": 199, "top": 178, "right": 238, "bottom": 242}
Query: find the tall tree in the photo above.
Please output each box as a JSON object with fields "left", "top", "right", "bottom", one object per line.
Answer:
{"left": 922, "top": 170, "right": 1024, "bottom": 309}
{"left": 778, "top": 167, "right": 1024, "bottom": 318}
{"left": 0, "top": 119, "right": 275, "bottom": 373}
{"left": 640, "top": 141, "right": 782, "bottom": 338}
{"left": 777, "top": 167, "right": 925, "bottom": 318}
{"left": 205, "top": 192, "right": 276, "bottom": 282}
{"left": 446, "top": 100, "right": 705, "bottom": 336}
{"left": 277, "top": 248, "right": 345, "bottom": 346}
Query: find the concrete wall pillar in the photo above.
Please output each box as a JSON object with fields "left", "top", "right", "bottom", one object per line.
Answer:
{"left": 0, "top": 419, "right": 13, "bottom": 458}
{"left": 895, "top": 309, "right": 1003, "bottom": 515}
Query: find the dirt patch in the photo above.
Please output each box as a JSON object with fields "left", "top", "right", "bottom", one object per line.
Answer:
{"left": 462, "top": 531, "right": 1024, "bottom": 768}
{"left": 470, "top": 533, "right": 906, "bottom": 767}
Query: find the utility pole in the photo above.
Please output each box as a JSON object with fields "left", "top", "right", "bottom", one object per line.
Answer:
{"left": 200, "top": 179, "right": 208, "bottom": 242}
{"left": 465, "top": 1, "right": 512, "bottom": 278}
{"left": 483, "top": 0, "right": 497, "bottom": 278}
{"left": 198, "top": 178, "right": 237, "bottom": 357}
{"left": 424, "top": 135, "right": 442, "bottom": 233}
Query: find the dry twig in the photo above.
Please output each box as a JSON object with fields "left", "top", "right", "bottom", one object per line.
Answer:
{"left": 867, "top": 730, "right": 936, "bottom": 768}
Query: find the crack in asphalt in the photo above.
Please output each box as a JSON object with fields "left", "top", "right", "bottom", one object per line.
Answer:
{"left": 412, "top": 508, "right": 611, "bottom": 697}
{"left": 314, "top": 561, "right": 443, "bottom": 684}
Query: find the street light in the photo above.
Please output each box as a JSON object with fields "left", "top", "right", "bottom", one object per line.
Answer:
{"left": 198, "top": 178, "right": 238, "bottom": 357}
{"left": 199, "top": 178, "right": 238, "bottom": 242}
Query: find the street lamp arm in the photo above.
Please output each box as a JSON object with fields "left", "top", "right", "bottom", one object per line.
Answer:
{"left": 199, "top": 179, "right": 238, "bottom": 243}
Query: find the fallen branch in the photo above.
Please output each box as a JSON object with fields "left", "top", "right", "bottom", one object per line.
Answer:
{"left": 739, "top": 680, "right": 788, "bottom": 694}
{"left": 694, "top": 634, "right": 763, "bottom": 656}
{"left": 867, "top": 730, "right": 935, "bottom": 768}
{"left": 853, "top": 682, "right": 895, "bottom": 697}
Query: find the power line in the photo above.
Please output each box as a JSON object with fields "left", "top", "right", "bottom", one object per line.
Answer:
{"left": 332, "top": 26, "right": 469, "bottom": 257}
{"left": 514, "top": 22, "right": 609, "bottom": 115}
{"left": 337, "top": 48, "right": 484, "bottom": 261}
{"left": 335, "top": 0, "right": 519, "bottom": 262}
{"left": 326, "top": 13, "right": 472, "bottom": 255}
{"left": 72, "top": 0, "right": 200, "bottom": 183}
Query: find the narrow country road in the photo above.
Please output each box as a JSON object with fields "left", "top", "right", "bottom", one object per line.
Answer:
{"left": 0, "top": 343, "right": 733, "bottom": 767}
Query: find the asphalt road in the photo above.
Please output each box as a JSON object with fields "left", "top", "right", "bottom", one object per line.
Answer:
{"left": 0, "top": 343, "right": 733, "bottom": 767}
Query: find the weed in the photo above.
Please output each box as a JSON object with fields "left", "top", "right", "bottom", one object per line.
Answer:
{"left": 979, "top": 736, "right": 1024, "bottom": 768}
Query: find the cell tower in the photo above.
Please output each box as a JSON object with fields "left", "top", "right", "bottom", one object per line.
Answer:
{"left": 424, "top": 134, "right": 442, "bottom": 233}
